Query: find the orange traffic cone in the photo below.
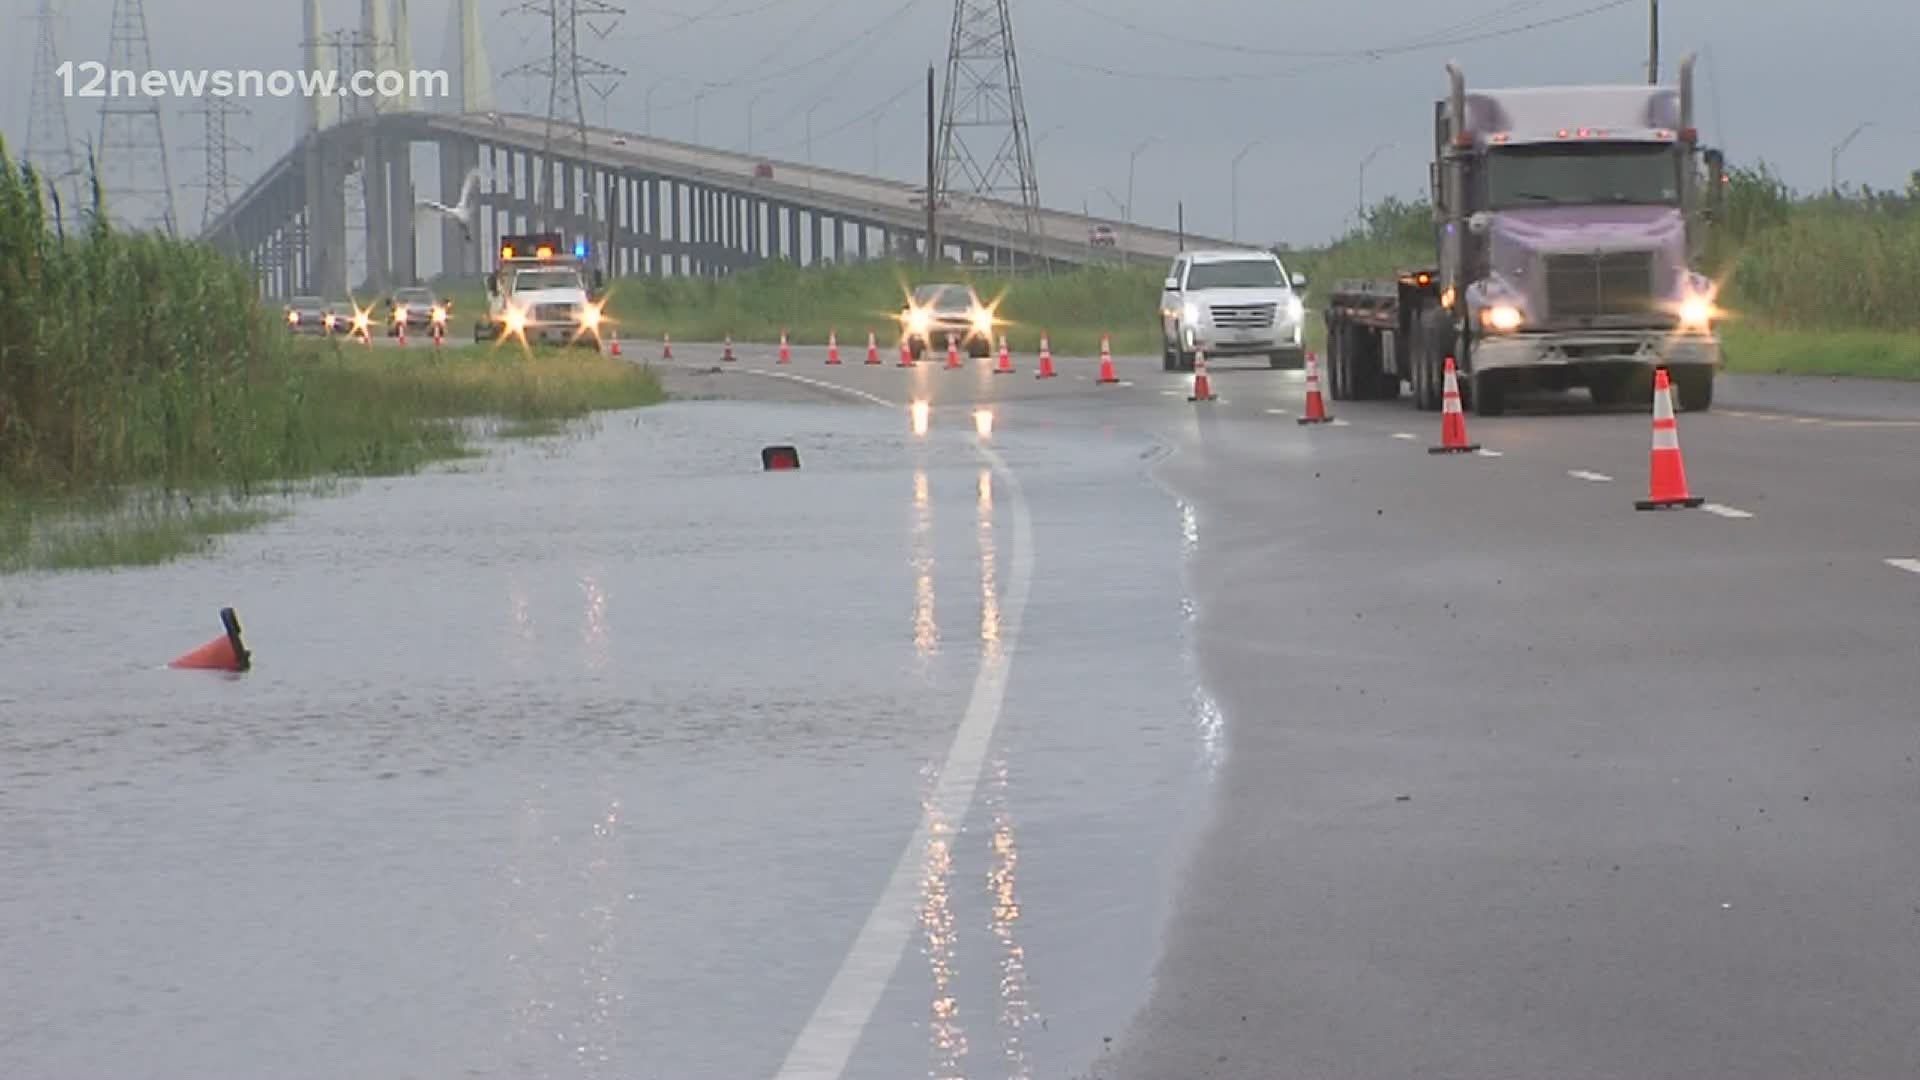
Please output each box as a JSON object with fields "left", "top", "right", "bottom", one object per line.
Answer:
{"left": 994, "top": 336, "right": 1014, "bottom": 374}
{"left": 1096, "top": 335, "right": 1118, "bottom": 384}
{"left": 827, "top": 330, "right": 841, "bottom": 365}
{"left": 662, "top": 331, "right": 673, "bottom": 359}
{"left": 898, "top": 337, "right": 916, "bottom": 367}
{"left": 945, "top": 334, "right": 962, "bottom": 369}
{"left": 722, "top": 334, "right": 736, "bottom": 362}
{"left": 1035, "top": 334, "right": 1057, "bottom": 379}
{"left": 778, "top": 329, "right": 791, "bottom": 364}
{"left": 396, "top": 318, "right": 406, "bottom": 347}
{"left": 607, "top": 330, "right": 620, "bottom": 357}
{"left": 1429, "top": 357, "right": 1481, "bottom": 454}
{"left": 1636, "top": 367, "right": 1706, "bottom": 510}
{"left": 866, "top": 330, "right": 881, "bottom": 365}
{"left": 170, "top": 607, "right": 251, "bottom": 673}
{"left": 433, "top": 323, "right": 444, "bottom": 348}
{"left": 1189, "top": 350, "right": 1215, "bottom": 402}
{"left": 1297, "top": 350, "right": 1332, "bottom": 425}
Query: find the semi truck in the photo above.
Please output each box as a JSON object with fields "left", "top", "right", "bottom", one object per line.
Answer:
{"left": 1322, "top": 55, "right": 1728, "bottom": 415}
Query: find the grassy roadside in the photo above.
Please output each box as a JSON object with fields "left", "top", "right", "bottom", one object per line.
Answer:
{"left": 1720, "top": 323, "right": 1920, "bottom": 380}
{"left": 2, "top": 344, "right": 662, "bottom": 573}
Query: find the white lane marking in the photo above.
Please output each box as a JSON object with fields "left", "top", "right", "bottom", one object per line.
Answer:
{"left": 1886, "top": 558, "right": 1920, "bottom": 576}
{"left": 1118, "top": 380, "right": 1135, "bottom": 387}
{"left": 1568, "top": 469, "right": 1614, "bottom": 482}
{"left": 1160, "top": 389, "right": 1182, "bottom": 397}
{"left": 1475, "top": 448, "right": 1503, "bottom": 458}
{"left": 754, "top": 369, "right": 1035, "bottom": 1080}
{"left": 1391, "top": 432, "right": 1416, "bottom": 440}
{"left": 742, "top": 369, "right": 896, "bottom": 409}
{"left": 1330, "top": 418, "right": 1351, "bottom": 427}
{"left": 1699, "top": 502, "right": 1754, "bottom": 519}
{"left": 1264, "top": 407, "right": 1289, "bottom": 416}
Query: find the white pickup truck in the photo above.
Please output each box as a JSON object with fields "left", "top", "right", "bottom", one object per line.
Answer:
{"left": 476, "top": 233, "right": 605, "bottom": 347}
{"left": 1159, "top": 249, "right": 1309, "bottom": 371}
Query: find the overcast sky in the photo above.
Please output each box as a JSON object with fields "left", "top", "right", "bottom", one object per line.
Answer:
{"left": 5, "top": 0, "right": 1918, "bottom": 246}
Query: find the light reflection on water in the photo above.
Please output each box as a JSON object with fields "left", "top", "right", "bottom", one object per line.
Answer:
{"left": 988, "top": 756, "right": 1033, "bottom": 1080}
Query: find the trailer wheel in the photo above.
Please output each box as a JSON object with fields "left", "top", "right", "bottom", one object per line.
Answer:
{"left": 1327, "top": 323, "right": 1350, "bottom": 400}
{"left": 1472, "top": 371, "right": 1509, "bottom": 417}
{"left": 1673, "top": 368, "right": 1714, "bottom": 412}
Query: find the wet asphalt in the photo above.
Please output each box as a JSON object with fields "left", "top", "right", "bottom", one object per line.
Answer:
{"left": 6, "top": 335, "right": 1920, "bottom": 1078}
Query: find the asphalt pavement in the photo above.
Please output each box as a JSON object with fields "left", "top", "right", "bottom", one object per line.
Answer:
{"left": 630, "top": 337, "right": 1920, "bottom": 1079}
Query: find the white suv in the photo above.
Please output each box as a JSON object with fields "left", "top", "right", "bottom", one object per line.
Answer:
{"left": 1160, "top": 249, "right": 1308, "bottom": 371}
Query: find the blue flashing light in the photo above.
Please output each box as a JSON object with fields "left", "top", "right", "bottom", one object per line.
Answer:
{"left": 574, "top": 240, "right": 587, "bottom": 258}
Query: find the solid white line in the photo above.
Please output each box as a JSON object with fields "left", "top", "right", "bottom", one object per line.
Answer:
{"left": 752, "top": 369, "right": 1034, "bottom": 1080}
{"left": 1568, "top": 470, "right": 1614, "bottom": 482}
{"left": 1391, "top": 432, "right": 1416, "bottom": 440}
{"left": 1886, "top": 558, "right": 1920, "bottom": 576}
{"left": 1699, "top": 502, "right": 1754, "bottom": 519}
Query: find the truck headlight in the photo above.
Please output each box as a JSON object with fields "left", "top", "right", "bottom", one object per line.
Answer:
{"left": 1481, "top": 304, "right": 1523, "bottom": 333}
{"left": 504, "top": 306, "right": 527, "bottom": 336}
{"left": 579, "top": 303, "right": 602, "bottom": 332}
{"left": 286, "top": 309, "right": 299, "bottom": 325}
{"left": 1678, "top": 294, "right": 1715, "bottom": 331}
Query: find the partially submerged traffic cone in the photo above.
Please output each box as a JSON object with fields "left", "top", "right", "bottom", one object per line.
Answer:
{"left": 722, "top": 334, "right": 736, "bottom": 362}
{"left": 1297, "top": 350, "right": 1332, "bottom": 425}
{"left": 1189, "top": 350, "right": 1215, "bottom": 402}
{"left": 1096, "top": 335, "right": 1118, "bottom": 384}
{"left": 898, "top": 338, "right": 916, "bottom": 367}
{"left": 827, "top": 330, "right": 841, "bottom": 365}
{"left": 170, "top": 607, "right": 251, "bottom": 673}
{"left": 866, "top": 330, "right": 881, "bottom": 365}
{"left": 1035, "top": 334, "right": 1057, "bottom": 379}
{"left": 778, "top": 329, "right": 791, "bottom": 364}
{"left": 945, "top": 334, "right": 963, "bottom": 370}
{"left": 1428, "top": 357, "right": 1481, "bottom": 454}
{"left": 994, "top": 336, "right": 1015, "bottom": 374}
{"left": 1636, "top": 367, "right": 1706, "bottom": 510}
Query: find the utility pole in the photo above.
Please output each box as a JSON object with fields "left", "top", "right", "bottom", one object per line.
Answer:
{"left": 26, "top": 0, "right": 81, "bottom": 232}
{"left": 1647, "top": 0, "right": 1660, "bottom": 84}
{"left": 97, "top": 0, "right": 178, "bottom": 234}
{"left": 937, "top": 0, "right": 1041, "bottom": 262}
{"left": 1177, "top": 201, "right": 1184, "bottom": 252}
{"left": 926, "top": 64, "right": 938, "bottom": 266}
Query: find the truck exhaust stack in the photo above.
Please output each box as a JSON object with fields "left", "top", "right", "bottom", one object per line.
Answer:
{"left": 1446, "top": 62, "right": 1467, "bottom": 145}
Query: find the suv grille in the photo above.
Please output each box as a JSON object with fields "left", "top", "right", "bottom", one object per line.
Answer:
{"left": 1544, "top": 251, "right": 1655, "bottom": 320}
{"left": 1209, "top": 302, "right": 1276, "bottom": 330}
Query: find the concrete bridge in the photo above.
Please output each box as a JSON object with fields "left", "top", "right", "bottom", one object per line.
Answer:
{"left": 204, "top": 107, "right": 1222, "bottom": 298}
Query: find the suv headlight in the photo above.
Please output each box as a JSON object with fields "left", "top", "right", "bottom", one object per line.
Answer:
{"left": 1284, "top": 295, "right": 1304, "bottom": 323}
{"left": 1182, "top": 301, "right": 1202, "bottom": 325}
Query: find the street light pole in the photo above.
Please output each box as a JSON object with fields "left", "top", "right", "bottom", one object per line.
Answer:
{"left": 746, "top": 90, "right": 770, "bottom": 154}
{"left": 1231, "top": 139, "right": 1262, "bottom": 243}
{"left": 1358, "top": 142, "right": 1393, "bottom": 227}
{"left": 1830, "top": 121, "right": 1873, "bottom": 195}
{"left": 1126, "top": 137, "right": 1157, "bottom": 265}
{"left": 806, "top": 99, "right": 832, "bottom": 164}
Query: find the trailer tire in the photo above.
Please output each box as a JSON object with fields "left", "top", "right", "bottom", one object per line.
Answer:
{"left": 1410, "top": 309, "right": 1438, "bottom": 411}
{"left": 1674, "top": 368, "right": 1714, "bottom": 412}
{"left": 1472, "top": 371, "right": 1509, "bottom": 417}
{"left": 1327, "top": 323, "right": 1350, "bottom": 400}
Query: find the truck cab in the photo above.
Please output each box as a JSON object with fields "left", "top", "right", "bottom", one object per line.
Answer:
{"left": 476, "top": 233, "right": 606, "bottom": 347}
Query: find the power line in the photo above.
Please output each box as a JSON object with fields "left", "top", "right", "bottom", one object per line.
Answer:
{"left": 1030, "top": 0, "right": 1635, "bottom": 84}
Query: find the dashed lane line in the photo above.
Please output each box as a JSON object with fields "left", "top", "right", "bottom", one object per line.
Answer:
{"left": 1699, "top": 502, "right": 1755, "bottom": 519}
{"left": 1391, "top": 432, "right": 1416, "bottom": 440}
{"left": 1568, "top": 470, "right": 1614, "bottom": 482}
{"left": 1886, "top": 558, "right": 1920, "bottom": 576}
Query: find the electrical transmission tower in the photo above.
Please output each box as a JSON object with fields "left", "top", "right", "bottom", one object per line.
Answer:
{"left": 97, "top": 0, "right": 178, "bottom": 234}
{"left": 507, "top": 0, "right": 626, "bottom": 230}
{"left": 187, "top": 95, "right": 250, "bottom": 233}
{"left": 26, "top": 0, "right": 82, "bottom": 231}
{"left": 937, "top": 0, "right": 1041, "bottom": 260}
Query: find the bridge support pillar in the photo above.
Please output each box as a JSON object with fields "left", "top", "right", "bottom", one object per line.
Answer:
{"left": 303, "top": 134, "right": 349, "bottom": 299}
{"left": 439, "top": 138, "right": 479, "bottom": 280}
{"left": 389, "top": 141, "right": 416, "bottom": 286}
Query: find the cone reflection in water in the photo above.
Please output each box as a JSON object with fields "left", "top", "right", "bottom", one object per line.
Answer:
{"left": 1636, "top": 367, "right": 1705, "bottom": 510}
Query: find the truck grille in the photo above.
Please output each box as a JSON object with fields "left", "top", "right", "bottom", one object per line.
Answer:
{"left": 534, "top": 303, "right": 578, "bottom": 323}
{"left": 1544, "top": 251, "right": 1655, "bottom": 320}
{"left": 1209, "top": 303, "right": 1276, "bottom": 330}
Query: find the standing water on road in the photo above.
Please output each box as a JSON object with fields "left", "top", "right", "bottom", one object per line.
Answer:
{"left": 1, "top": 396, "right": 1213, "bottom": 1079}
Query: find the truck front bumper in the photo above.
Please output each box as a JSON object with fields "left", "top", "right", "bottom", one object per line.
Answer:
{"left": 1472, "top": 329, "right": 1721, "bottom": 374}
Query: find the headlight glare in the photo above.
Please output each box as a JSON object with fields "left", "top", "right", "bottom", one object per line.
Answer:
{"left": 1481, "top": 304, "right": 1523, "bottom": 332}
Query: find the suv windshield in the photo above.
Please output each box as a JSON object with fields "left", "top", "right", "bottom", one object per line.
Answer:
{"left": 511, "top": 269, "right": 584, "bottom": 293}
{"left": 1186, "top": 259, "right": 1285, "bottom": 289}
{"left": 912, "top": 285, "right": 975, "bottom": 312}
{"left": 1487, "top": 143, "right": 1680, "bottom": 208}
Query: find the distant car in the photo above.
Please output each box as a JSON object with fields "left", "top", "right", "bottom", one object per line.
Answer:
{"left": 1089, "top": 224, "right": 1117, "bottom": 248}
{"left": 753, "top": 161, "right": 774, "bottom": 179}
{"left": 900, "top": 283, "right": 995, "bottom": 360}
{"left": 284, "top": 294, "right": 329, "bottom": 334}
{"left": 325, "top": 300, "right": 366, "bottom": 339}
{"left": 386, "top": 286, "right": 447, "bottom": 335}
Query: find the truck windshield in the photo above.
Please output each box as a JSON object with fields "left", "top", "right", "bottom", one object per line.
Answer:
{"left": 1487, "top": 143, "right": 1679, "bottom": 209}
{"left": 511, "top": 269, "right": 583, "bottom": 292}
{"left": 1185, "top": 259, "right": 1285, "bottom": 289}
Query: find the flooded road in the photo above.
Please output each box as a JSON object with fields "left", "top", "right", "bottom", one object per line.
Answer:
{"left": 0, "top": 394, "right": 1210, "bottom": 1078}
